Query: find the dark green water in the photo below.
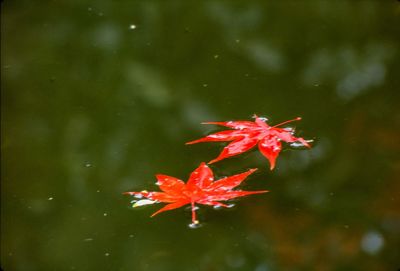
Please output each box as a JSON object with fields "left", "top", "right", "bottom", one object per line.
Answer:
{"left": 2, "top": 1, "right": 399, "bottom": 270}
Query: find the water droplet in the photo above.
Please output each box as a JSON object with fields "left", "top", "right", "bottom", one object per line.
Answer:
{"left": 132, "top": 199, "right": 156, "bottom": 207}
{"left": 188, "top": 220, "right": 202, "bottom": 229}
{"left": 289, "top": 142, "right": 307, "bottom": 149}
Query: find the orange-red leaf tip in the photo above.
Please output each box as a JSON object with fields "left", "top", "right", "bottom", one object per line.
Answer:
{"left": 185, "top": 140, "right": 196, "bottom": 145}
{"left": 208, "top": 158, "right": 219, "bottom": 164}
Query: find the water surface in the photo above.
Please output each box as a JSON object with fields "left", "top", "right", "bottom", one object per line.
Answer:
{"left": 2, "top": 1, "right": 399, "bottom": 270}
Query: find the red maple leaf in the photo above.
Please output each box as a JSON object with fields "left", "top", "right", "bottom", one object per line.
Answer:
{"left": 123, "top": 162, "right": 267, "bottom": 226}
{"left": 186, "top": 115, "right": 311, "bottom": 170}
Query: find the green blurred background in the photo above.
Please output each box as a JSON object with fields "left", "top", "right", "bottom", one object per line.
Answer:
{"left": 1, "top": 1, "right": 399, "bottom": 270}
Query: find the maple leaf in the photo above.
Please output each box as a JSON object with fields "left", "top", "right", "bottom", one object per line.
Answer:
{"left": 123, "top": 162, "right": 267, "bottom": 226}
{"left": 186, "top": 115, "right": 311, "bottom": 170}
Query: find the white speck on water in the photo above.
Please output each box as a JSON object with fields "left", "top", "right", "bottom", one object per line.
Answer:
{"left": 85, "top": 163, "right": 92, "bottom": 167}
{"left": 129, "top": 234, "right": 134, "bottom": 238}
{"left": 48, "top": 197, "right": 53, "bottom": 201}
{"left": 188, "top": 220, "right": 202, "bottom": 229}
{"left": 96, "top": 190, "right": 100, "bottom": 193}
{"left": 103, "top": 213, "right": 108, "bottom": 216}
{"left": 129, "top": 24, "right": 136, "bottom": 30}
{"left": 84, "top": 238, "right": 93, "bottom": 242}
{"left": 104, "top": 252, "right": 110, "bottom": 257}
{"left": 203, "top": 84, "right": 208, "bottom": 87}
{"left": 214, "top": 54, "right": 219, "bottom": 59}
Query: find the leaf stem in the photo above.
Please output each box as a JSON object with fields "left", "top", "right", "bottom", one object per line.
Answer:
{"left": 191, "top": 201, "right": 196, "bottom": 223}
{"left": 273, "top": 117, "right": 302, "bottom": 127}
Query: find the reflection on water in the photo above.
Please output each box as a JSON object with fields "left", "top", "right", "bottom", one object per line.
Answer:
{"left": 303, "top": 44, "right": 394, "bottom": 100}
{"left": 2, "top": 1, "right": 399, "bottom": 270}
